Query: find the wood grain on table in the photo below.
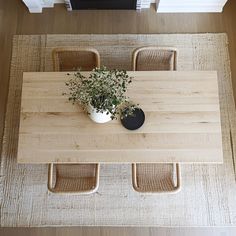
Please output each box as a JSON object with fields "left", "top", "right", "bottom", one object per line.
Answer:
{"left": 17, "top": 71, "right": 223, "bottom": 164}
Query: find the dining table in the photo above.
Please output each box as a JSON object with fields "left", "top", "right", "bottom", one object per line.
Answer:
{"left": 17, "top": 71, "right": 223, "bottom": 164}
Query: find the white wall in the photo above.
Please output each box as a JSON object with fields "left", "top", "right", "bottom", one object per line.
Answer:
{"left": 157, "top": 0, "right": 228, "bottom": 13}
{"left": 40, "top": 0, "right": 54, "bottom": 7}
{"left": 21, "top": 0, "right": 42, "bottom": 13}
{"left": 22, "top": 0, "right": 64, "bottom": 12}
{"left": 54, "top": 0, "right": 64, "bottom": 3}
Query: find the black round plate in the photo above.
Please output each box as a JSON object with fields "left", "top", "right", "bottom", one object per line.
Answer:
{"left": 121, "top": 108, "right": 145, "bottom": 130}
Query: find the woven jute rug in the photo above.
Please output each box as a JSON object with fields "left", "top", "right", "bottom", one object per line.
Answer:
{"left": 1, "top": 34, "right": 236, "bottom": 227}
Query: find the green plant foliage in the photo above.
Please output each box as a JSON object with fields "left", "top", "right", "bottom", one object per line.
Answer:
{"left": 64, "top": 66, "right": 134, "bottom": 120}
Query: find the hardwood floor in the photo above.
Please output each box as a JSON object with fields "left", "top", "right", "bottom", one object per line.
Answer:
{"left": 0, "top": 227, "right": 236, "bottom": 236}
{"left": 0, "top": 0, "right": 236, "bottom": 235}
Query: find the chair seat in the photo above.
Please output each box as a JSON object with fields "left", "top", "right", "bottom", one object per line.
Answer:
{"left": 132, "top": 163, "right": 181, "bottom": 193}
{"left": 48, "top": 164, "right": 100, "bottom": 194}
{"left": 54, "top": 177, "right": 97, "bottom": 192}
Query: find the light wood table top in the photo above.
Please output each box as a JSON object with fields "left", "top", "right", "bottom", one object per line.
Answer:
{"left": 17, "top": 71, "right": 223, "bottom": 164}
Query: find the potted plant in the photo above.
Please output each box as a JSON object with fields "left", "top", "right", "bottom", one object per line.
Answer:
{"left": 64, "top": 67, "right": 133, "bottom": 123}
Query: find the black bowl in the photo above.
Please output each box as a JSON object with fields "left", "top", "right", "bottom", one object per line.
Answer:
{"left": 121, "top": 108, "right": 145, "bottom": 130}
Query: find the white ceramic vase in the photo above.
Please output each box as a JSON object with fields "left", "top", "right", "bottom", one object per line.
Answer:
{"left": 87, "top": 103, "right": 112, "bottom": 123}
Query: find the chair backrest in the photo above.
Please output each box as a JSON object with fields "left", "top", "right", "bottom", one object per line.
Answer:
{"left": 132, "top": 46, "right": 178, "bottom": 71}
{"left": 52, "top": 47, "right": 100, "bottom": 71}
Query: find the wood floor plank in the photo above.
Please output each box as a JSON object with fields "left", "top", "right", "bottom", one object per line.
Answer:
{"left": 0, "top": 227, "right": 236, "bottom": 236}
